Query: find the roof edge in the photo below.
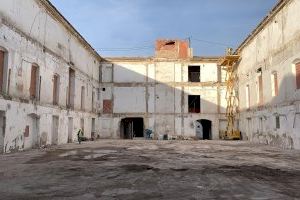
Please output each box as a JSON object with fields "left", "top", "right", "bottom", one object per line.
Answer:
{"left": 236, "top": 0, "right": 292, "bottom": 54}
{"left": 38, "top": 0, "right": 101, "bottom": 60}
{"left": 102, "top": 56, "right": 221, "bottom": 63}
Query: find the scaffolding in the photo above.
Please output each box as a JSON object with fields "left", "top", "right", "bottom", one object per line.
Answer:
{"left": 218, "top": 49, "right": 241, "bottom": 140}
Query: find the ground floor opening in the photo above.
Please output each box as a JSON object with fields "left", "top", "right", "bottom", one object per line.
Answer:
{"left": 0, "top": 111, "right": 5, "bottom": 153}
{"left": 120, "top": 118, "right": 144, "bottom": 139}
{"left": 195, "top": 119, "right": 212, "bottom": 140}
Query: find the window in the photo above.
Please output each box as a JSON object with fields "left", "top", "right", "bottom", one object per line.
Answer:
{"left": 91, "top": 118, "right": 95, "bottom": 138}
{"left": 188, "top": 66, "right": 200, "bottom": 82}
{"left": 257, "top": 74, "right": 263, "bottom": 105}
{"left": 246, "top": 84, "right": 250, "bottom": 109}
{"left": 188, "top": 95, "right": 200, "bottom": 113}
{"left": 0, "top": 48, "right": 8, "bottom": 93}
{"left": 68, "top": 68, "right": 75, "bottom": 108}
{"left": 53, "top": 74, "right": 60, "bottom": 105}
{"left": 103, "top": 99, "right": 112, "bottom": 114}
{"left": 30, "top": 64, "right": 39, "bottom": 100}
{"left": 92, "top": 91, "right": 95, "bottom": 112}
{"left": 296, "top": 63, "right": 300, "bottom": 89}
{"left": 271, "top": 71, "right": 278, "bottom": 96}
{"left": 81, "top": 86, "right": 85, "bottom": 110}
{"left": 275, "top": 116, "right": 280, "bottom": 129}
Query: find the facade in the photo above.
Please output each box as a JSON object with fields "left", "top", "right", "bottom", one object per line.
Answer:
{"left": 237, "top": 0, "right": 300, "bottom": 149}
{"left": 99, "top": 40, "right": 228, "bottom": 140}
{"left": 1, "top": 0, "right": 300, "bottom": 153}
{"left": 0, "top": 0, "right": 101, "bottom": 153}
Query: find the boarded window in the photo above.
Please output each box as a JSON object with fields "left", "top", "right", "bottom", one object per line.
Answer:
{"left": 24, "top": 125, "right": 29, "bottom": 137}
{"left": 188, "top": 66, "right": 200, "bottom": 82}
{"left": 53, "top": 74, "right": 60, "bottom": 105}
{"left": 92, "top": 91, "right": 95, "bottom": 112}
{"left": 188, "top": 95, "right": 200, "bottom": 113}
{"left": 91, "top": 118, "right": 95, "bottom": 138}
{"left": 271, "top": 72, "right": 278, "bottom": 96}
{"left": 103, "top": 99, "right": 112, "bottom": 114}
{"left": 296, "top": 63, "right": 300, "bottom": 89}
{"left": 68, "top": 68, "right": 75, "bottom": 108}
{"left": 246, "top": 84, "right": 250, "bottom": 109}
{"left": 275, "top": 116, "right": 280, "bottom": 129}
{"left": 258, "top": 75, "right": 263, "bottom": 105}
{"left": 0, "top": 50, "right": 4, "bottom": 92}
{"left": 30, "top": 65, "right": 39, "bottom": 100}
{"left": 81, "top": 86, "right": 85, "bottom": 110}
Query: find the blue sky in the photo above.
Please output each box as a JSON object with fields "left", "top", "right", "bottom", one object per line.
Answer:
{"left": 50, "top": 0, "right": 277, "bottom": 57}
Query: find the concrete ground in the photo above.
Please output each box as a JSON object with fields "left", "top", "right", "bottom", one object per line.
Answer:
{"left": 0, "top": 140, "right": 300, "bottom": 200}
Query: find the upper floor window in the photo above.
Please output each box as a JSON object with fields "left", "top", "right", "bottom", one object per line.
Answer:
{"left": 256, "top": 68, "right": 263, "bottom": 105}
{"left": 188, "top": 95, "right": 201, "bottom": 113}
{"left": 81, "top": 86, "right": 85, "bottom": 110}
{"left": 246, "top": 84, "right": 250, "bottom": 109}
{"left": 30, "top": 64, "right": 40, "bottom": 100}
{"left": 296, "top": 63, "right": 300, "bottom": 90}
{"left": 0, "top": 48, "right": 9, "bottom": 94}
{"left": 53, "top": 74, "right": 60, "bottom": 105}
{"left": 271, "top": 71, "right": 279, "bottom": 96}
{"left": 188, "top": 66, "right": 200, "bottom": 82}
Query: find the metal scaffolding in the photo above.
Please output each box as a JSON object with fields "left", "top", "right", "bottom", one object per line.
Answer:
{"left": 218, "top": 49, "right": 241, "bottom": 140}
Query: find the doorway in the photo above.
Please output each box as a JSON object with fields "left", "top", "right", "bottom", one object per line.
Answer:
{"left": 68, "top": 117, "right": 73, "bottom": 143}
{"left": 0, "top": 111, "right": 5, "bottom": 153}
{"left": 120, "top": 118, "right": 144, "bottom": 139}
{"left": 52, "top": 116, "right": 59, "bottom": 145}
{"left": 30, "top": 115, "right": 39, "bottom": 148}
{"left": 196, "top": 119, "right": 212, "bottom": 140}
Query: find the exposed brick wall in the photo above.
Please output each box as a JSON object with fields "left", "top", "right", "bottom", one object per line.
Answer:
{"left": 103, "top": 99, "right": 112, "bottom": 114}
{"left": 155, "top": 39, "right": 190, "bottom": 59}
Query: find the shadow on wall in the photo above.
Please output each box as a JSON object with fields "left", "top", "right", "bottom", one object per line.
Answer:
{"left": 99, "top": 58, "right": 227, "bottom": 140}
{"left": 240, "top": 72, "right": 300, "bottom": 149}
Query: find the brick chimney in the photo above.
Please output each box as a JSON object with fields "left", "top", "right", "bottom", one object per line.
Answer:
{"left": 155, "top": 39, "right": 192, "bottom": 59}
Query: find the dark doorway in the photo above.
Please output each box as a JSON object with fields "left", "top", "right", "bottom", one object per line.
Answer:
{"left": 121, "top": 118, "right": 144, "bottom": 139}
{"left": 196, "top": 119, "right": 212, "bottom": 140}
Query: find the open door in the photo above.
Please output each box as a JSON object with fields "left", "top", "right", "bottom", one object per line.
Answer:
{"left": 121, "top": 118, "right": 144, "bottom": 139}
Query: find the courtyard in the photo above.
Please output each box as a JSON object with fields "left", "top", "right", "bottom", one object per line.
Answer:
{"left": 0, "top": 140, "right": 300, "bottom": 199}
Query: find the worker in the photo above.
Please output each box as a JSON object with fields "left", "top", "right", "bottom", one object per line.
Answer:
{"left": 77, "top": 128, "right": 84, "bottom": 144}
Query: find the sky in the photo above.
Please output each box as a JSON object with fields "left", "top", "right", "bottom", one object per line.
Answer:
{"left": 50, "top": 0, "right": 278, "bottom": 57}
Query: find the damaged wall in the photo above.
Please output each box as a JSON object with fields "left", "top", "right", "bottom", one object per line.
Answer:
{"left": 99, "top": 56, "right": 227, "bottom": 140}
{"left": 0, "top": 0, "right": 100, "bottom": 152}
{"left": 237, "top": 0, "right": 300, "bottom": 149}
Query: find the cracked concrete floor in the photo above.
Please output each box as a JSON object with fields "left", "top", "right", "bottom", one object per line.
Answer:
{"left": 0, "top": 140, "right": 300, "bottom": 200}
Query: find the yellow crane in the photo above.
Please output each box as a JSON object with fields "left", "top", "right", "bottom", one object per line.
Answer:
{"left": 218, "top": 49, "right": 241, "bottom": 140}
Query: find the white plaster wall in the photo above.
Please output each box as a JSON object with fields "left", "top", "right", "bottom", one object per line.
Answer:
{"left": 114, "top": 63, "right": 147, "bottom": 82}
{"left": 155, "top": 62, "right": 175, "bottom": 82}
{"left": 0, "top": 0, "right": 100, "bottom": 152}
{"left": 237, "top": 0, "right": 300, "bottom": 149}
{"left": 114, "top": 87, "right": 146, "bottom": 113}
{"left": 99, "top": 60, "right": 224, "bottom": 140}
{"left": 155, "top": 84, "right": 175, "bottom": 114}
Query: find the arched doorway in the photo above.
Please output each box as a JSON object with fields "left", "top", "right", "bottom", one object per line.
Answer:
{"left": 195, "top": 119, "right": 212, "bottom": 140}
{"left": 120, "top": 118, "right": 144, "bottom": 139}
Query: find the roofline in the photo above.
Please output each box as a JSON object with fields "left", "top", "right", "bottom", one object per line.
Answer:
{"left": 236, "top": 0, "right": 292, "bottom": 54}
{"left": 102, "top": 56, "right": 221, "bottom": 63}
{"left": 37, "top": 0, "right": 101, "bottom": 60}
